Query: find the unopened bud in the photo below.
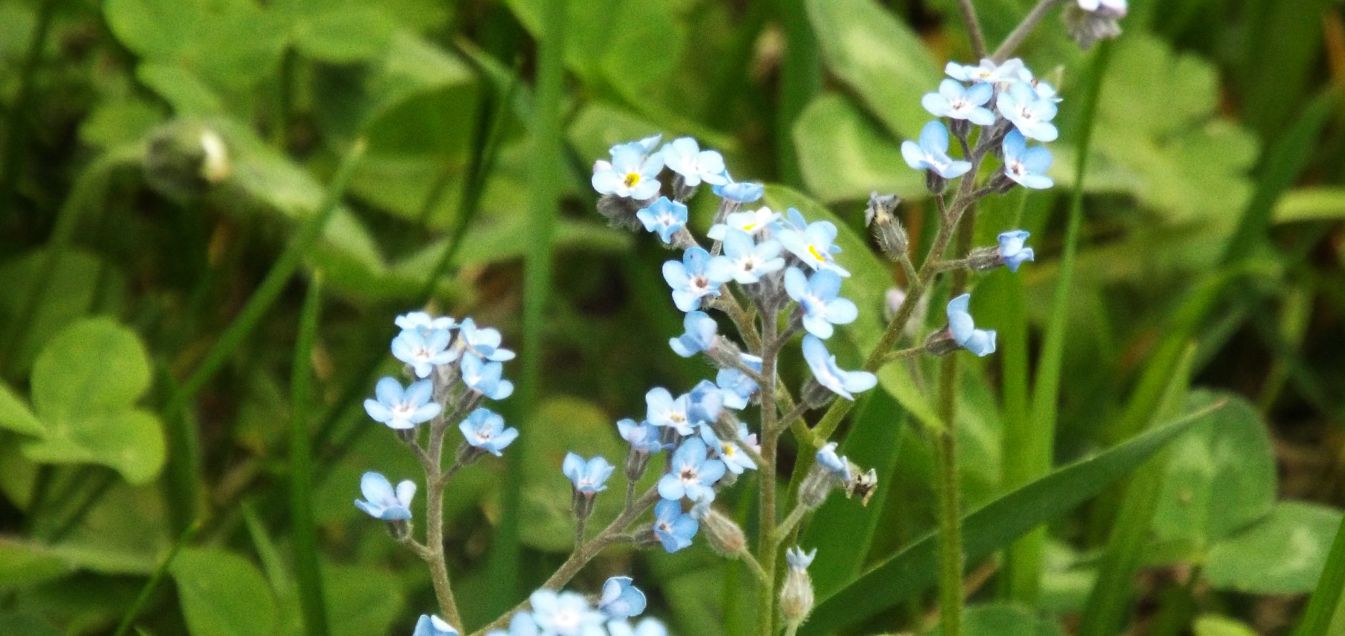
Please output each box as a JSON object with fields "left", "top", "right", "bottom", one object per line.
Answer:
{"left": 799, "top": 464, "right": 839, "bottom": 510}
{"left": 780, "top": 547, "right": 817, "bottom": 626}
{"left": 1064, "top": 4, "right": 1123, "bottom": 50}
{"left": 144, "top": 121, "right": 231, "bottom": 202}
{"left": 697, "top": 506, "right": 747, "bottom": 557}
{"left": 866, "top": 192, "right": 908, "bottom": 261}
{"left": 596, "top": 194, "right": 645, "bottom": 231}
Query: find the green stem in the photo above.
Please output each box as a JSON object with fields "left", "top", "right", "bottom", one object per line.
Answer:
{"left": 112, "top": 521, "right": 201, "bottom": 636}
{"left": 991, "top": 0, "right": 1063, "bottom": 62}
{"left": 0, "top": 0, "right": 58, "bottom": 224}
{"left": 757, "top": 311, "right": 781, "bottom": 636}
{"left": 1297, "top": 514, "right": 1345, "bottom": 635}
{"left": 289, "top": 275, "right": 329, "bottom": 636}
{"left": 423, "top": 416, "right": 462, "bottom": 627}
{"left": 954, "top": 0, "right": 989, "bottom": 59}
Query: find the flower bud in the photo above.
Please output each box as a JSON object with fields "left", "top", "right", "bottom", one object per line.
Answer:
{"left": 798, "top": 463, "right": 840, "bottom": 511}
{"left": 1064, "top": 4, "right": 1124, "bottom": 50}
{"left": 696, "top": 506, "right": 747, "bottom": 557}
{"left": 143, "top": 121, "right": 231, "bottom": 202}
{"left": 925, "top": 170, "right": 948, "bottom": 195}
{"left": 780, "top": 547, "right": 816, "bottom": 626}
{"left": 597, "top": 194, "right": 645, "bottom": 231}
{"left": 624, "top": 447, "right": 652, "bottom": 483}
{"left": 865, "top": 192, "right": 908, "bottom": 261}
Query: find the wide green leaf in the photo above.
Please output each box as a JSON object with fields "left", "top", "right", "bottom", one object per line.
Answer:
{"left": 291, "top": 6, "right": 396, "bottom": 63}
{"left": 1204, "top": 501, "right": 1344, "bottom": 595}
{"left": 792, "top": 94, "right": 923, "bottom": 204}
{"left": 0, "top": 382, "right": 43, "bottom": 437}
{"left": 801, "top": 403, "right": 1219, "bottom": 634}
{"left": 171, "top": 548, "right": 279, "bottom": 636}
{"left": 925, "top": 604, "right": 1065, "bottom": 636}
{"left": 806, "top": 0, "right": 941, "bottom": 140}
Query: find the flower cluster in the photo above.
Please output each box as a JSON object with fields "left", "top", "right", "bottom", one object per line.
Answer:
{"left": 484, "top": 577, "right": 665, "bottom": 636}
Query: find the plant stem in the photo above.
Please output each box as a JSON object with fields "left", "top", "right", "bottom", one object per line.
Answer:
{"left": 757, "top": 309, "right": 782, "bottom": 636}
{"left": 112, "top": 521, "right": 201, "bottom": 636}
{"left": 955, "top": 0, "right": 989, "bottom": 59}
{"left": 423, "top": 417, "right": 463, "bottom": 628}
{"left": 772, "top": 505, "right": 810, "bottom": 544}
{"left": 740, "top": 549, "right": 772, "bottom": 587}
{"left": 884, "top": 347, "right": 925, "bottom": 363}
{"left": 992, "top": 0, "right": 1064, "bottom": 62}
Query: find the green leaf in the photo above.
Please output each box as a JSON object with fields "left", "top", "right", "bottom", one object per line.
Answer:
{"left": 0, "top": 249, "right": 128, "bottom": 376}
{"left": 104, "top": 0, "right": 196, "bottom": 59}
{"left": 1273, "top": 187, "right": 1345, "bottom": 224}
{"left": 170, "top": 548, "right": 279, "bottom": 636}
{"left": 1204, "top": 501, "right": 1344, "bottom": 595}
{"left": 792, "top": 94, "right": 923, "bottom": 204}
{"left": 1194, "top": 615, "right": 1260, "bottom": 636}
{"left": 801, "top": 403, "right": 1217, "bottom": 634}
{"left": 925, "top": 604, "right": 1065, "bottom": 636}
{"left": 19, "top": 318, "right": 165, "bottom": 485}
{"left": 805, "top": 0, "right": 941, "bottom": 140}
{"left": 291, "top": 6, "right": 396, "bottom": 62}
{"left": 0, "top": 536, "right": 156, "bottom": 589}
{"left": 323, "top": 564, "right": 404, "bottom": 636}
{"left": 1149, "top": 391, "right": 1276, "bottom": 561}
{"left": 0, "top": 382, "right": 43, "bottom": 436}
{"left": 106, "top": 0, "right": 287, "bottom": 91}
{"left": 763, "top": 185, "right": 945, "bottom": 432}
{"left": 136, "top": 64, "right": 225, "bottom": 115}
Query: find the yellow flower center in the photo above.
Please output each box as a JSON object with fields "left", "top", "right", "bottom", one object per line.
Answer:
{"left": 808, "top": 244, "right": 826, "bottom": 262}
{"left": 624, "top": 172, "right": 641, "bottom": 188}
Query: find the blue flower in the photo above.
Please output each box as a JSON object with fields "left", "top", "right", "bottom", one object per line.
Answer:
{"left": 661, "top": 137, "right": 727, "bottom": 187}
{"left": 607, "top": 618, "right": 669, "bottom": 636}
{"left": 715, "top": 354, "right": 761, "bottom": 410}
{"left": 669, "top": 311, "right": 718, "bottom": 358}
{"left": 364, "top": 376, "right": 441, "bottom": 430}
{"left": 460, "top": 353, "right": 514, "bottom": 400}
{"left": 592, "top": 142, "right": 665, "bottom": 200}
{"left": 598, "top": 576, "right": 647, "bottom": 619}
{"left": 801, "top": 335, "right": 878, "bottom": 401}
{"left": 777, "top": 218, "right": 850, "bottom": 277}
{"left": 529, "top": 589, "right": 606, "bottom": 636}
{"left": 395, "top": 312, "right": 456, "bottom": 333}
{"left": 1001, "top": 130, "right": 1054, "bottom": 190}
{"left": 1078, "top": 0, "right": 1127, "bottom": 14}
{"left": 391, "top": 328, "right": 456, "bottom": 379}
{"left": 786, "top": 546, "right": 817, "bottom": 571}
{"left": 658, "top": 437, "right": 726, "bottom": 503}
{"left": 617, "top": 418, "right": 664, "bottom": 454}
{"left": 652, "top": 499, "right": 699, "bottom": 553}
{"left": 946, "top": 293, "right": 997, "bottom": 357}
{"left": 662, "top": 247, "right": 729, "bottom": 312}
{"left": 635, "top": 196, "right": 688, "bottom": 244}
{"left": 699, "top": 426, "right": 757, "bottom": 475}
{"left": 455, "top": 318, "right": 515, "bottom": 362}
{"left": 645, "top": 387, "right": 694, "bottom": 436}
{"left": 707, "top": 206, "right": 780, "bottom": 240}
{"left": 354, "top": 471, "right": 415, "bottom": 521}
{"left": 413, "top": 614, "right": 459, "bottom": 636}
{"left": 921, "top": 79, "right": 996, "bottom": 126}
{"left": 945, "top": 58, "right": 1026, "bottom": 84}
{"left": 687, "top": 379, "right": 725, "bottom": 425}
{"left": 458, "top": 407, "right": 519, "bottom": 456}
{"left": 901, "top": 120, "right": 973, "bottom": 179}
{"left": 784, "top": 267, "right": 859, "bottom": 339}
{"left": 711, "top": 174, "right": 765, "bottom": 203}
{"left": 815, "top": 442, "right": 851, "bottom": 481}
{"left": 996, "top": 82, "right": 1059, "bottom": 142}
{"left": 563, "top": 453, "right": 615, "bottom": 494}
{"left": 485, "top": 612, "right": 539, "bottom": 636}
{"left": 708, "top": 230, "right": 785, "bottom": 285}
{"left": 997, "top": 230, "right": 1035, "bottom": 272}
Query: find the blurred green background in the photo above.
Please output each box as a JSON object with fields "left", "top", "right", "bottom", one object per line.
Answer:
{"left": 0, "top": 0, "right": 1343, "bottom": 634}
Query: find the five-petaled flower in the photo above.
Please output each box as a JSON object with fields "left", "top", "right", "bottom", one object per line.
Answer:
{"left": 364, "top": 376, "right": 441, "bottom": 430}
{"left": 645, "top": 387, "right": 695, "bottom": 436}
{"left": 997, "top": 230, "right": 1035, "bottom": 272}
{"left": 391, "top": 327, "right": 456, "bottom": 379}
{"left": 784, "top": 267, "right": 859, "bottom": 339}
{"left": 901, "top": 120, "right": 973, "bottom": 179}
{"left": 529, "top": 589, "right": 608, "bottom": 636}
{"left": 658, "top": 438, "right": 727, "bottom": 503}
{"left": 460, "top": 353, "right": 515, "bottom": 400}
{"left": 922, "top": 78, "right": 996, "bottom": 126}
{"left": 1002, "top": 130, "right": 1054, "bottom": 190}
{"left": 652, "top": 499, "right": 699, "bottom": 553}
{"left": 592, "top": 141, "right": 664, "bottom": 200}
{"left": 777, "top": 216, "right": 850, "bottom": 277}
{"left": 708, "top": 230, "right": 786, "bottom": 285}
{"left": 636, "top": 196, "right": 688, "bottom": 245}
{"left": 661, "top": 137, "right": 728, "bottom": 187}
{"left": 997, "top": 82, "right": 1060, "bottom": 142}
{"left": 801, "top": 335, "right": 878, "bottom": 401}
{"left": 669, "top": 310, "right": 719, "bottom": 358}
{"left": 563, "top": 452, "right": 615, "bottom": 494}
{"left": 354, "top": 471, "right": 416, "bottom": 521}
{"left": 458, "top": 407, "right": 519, "bottom": 456}
{"left": 663, "top": 247, "right": 730, "bottom": 312}
{"left": 707, "top": 205, "right": 781, "bottom": 240}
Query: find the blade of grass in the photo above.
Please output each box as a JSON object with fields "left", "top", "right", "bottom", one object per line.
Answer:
{"left": 289, "top": 274, "right": 329, "bottom": 636}
{"left": 1006, "top": 39, "right": 1112, "bottom": 605}
{"left": 0, "top": 0, "right": 58, "bottom": 224}
{"left": 488, "top": 0, "right": 565, "bottom": 619}
{"left": 800, "top": 400, "right": 1225, "bottom": 634}
{"left": 112, "top": 521, "right": 201, "bottom": 636}
{"left": 1077, "top": 343, "right": 1198, "bottom": 635}
{"left": 776, "top": 0, "right": 822, "bottom": 186}
{"left": 1296, "top": 515, "right": 1345, "bottom": 636}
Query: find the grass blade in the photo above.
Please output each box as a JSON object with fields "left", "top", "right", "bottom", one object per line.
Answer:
{"left": 1296, "top": 515, "right": 1345, "bottom": 636}
{"left": 112, "top": 521, "right": 201, "bottom": 636}
{"left": 800, "top": 400, "right": 1225, "bottom": 634}
{"left": 289, "top": 275, "right": 328, "bottom": 636}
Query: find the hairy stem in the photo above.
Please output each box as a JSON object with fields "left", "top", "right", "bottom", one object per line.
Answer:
{"left": 756, "top": 310, "right": 782, "bottom": 636}
{"left": 955, "top": 0, "right": 989, "bottom": 59}
{"left": 993, "top": 0, "right": 1064, "bottom": 61}
{"left": 423, "top": 419, "right": 463, "bottom": 628}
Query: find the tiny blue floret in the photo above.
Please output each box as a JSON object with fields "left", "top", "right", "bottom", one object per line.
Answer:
{"left": 412, "top": 614, "right": 459, "bottom": 636}
{"left": 711, "top": 175, "right": 765, "bottom": 203}
{"left": 354, "top": 471, "right": 415, "bottom": 521}
{"left": 661, "top": 137, "right": 728, "bottom": 187}
{"left": 786, "top": 546, "right": 818, "bottom": 571}
{"left": 592, "top": 143, "right": 665, "bottom": 200}
{"left": 921, "top": 79, "right": 996, "bottom": 126}
{"left": 997, "top": 230, "right": 1035, "bottom": 272}
{"left": 1002, "top": 130, "right": 1054, "bottom": 190}
{"left": 708, "top": 230, "right": 785, "bottom": 285}
{"left": 784, "top": 267, "right": 859, "bottom": 339}
{"left": 815, "top": 441, "right": 851, "bottom": 481}
{"left": 658, "top": 438, "right": 726, "bottom": 503}
{"left": 777, "top": 217, "right": 850, "bottom": 277}
{"left": 947, "top": 293, "right": 998, "bottom": 357}
{"left": 707, "top": 206, "right": 780, "bottom": 240}
{"left": 802, "top": 335, "right": 878, "bottom": 401}
{"left": 598, "top": 576, "right": 647, "bottom": 619}
{"left": 996, "top": 82, "right": 1059, "bottom": 142}
{"left": 455, "top": 318, "right": 515, "bottom": 362}
{"left": 645, "top": 387, "right": 694, "bottom": 436}
{"left": 652, "top": 499, "right": 699, "bottom": 553}
{"left": 364, "top": 376, "right": 441, "bottom": 430}
{"left": 563, "top": 452, "right": 615, "bottom": 494}
{"left": 460, "top": 353, "right": 514, "bottom": 400}
{"left": 458, "top": 407, "right": 519, "bottom": 456}
{"left": 669, "top": 311, "right": 718, "bottom": 358}
{"left": 617, "top": 418, "right": 664, "bottom": 454}
{"left": 902, "top": 120, "right": 973, "bottom": 179}
{"left": 662, "top": 247, "right": 730, "bottom": 312}
{"left": 391, "top": 328, "right": 456, "bottom": 379}
{"left": 636, "top": 196, "right": 688, "bottom": 244}
{"left": 529, "top": 589, "right": 606, "bottom": 636}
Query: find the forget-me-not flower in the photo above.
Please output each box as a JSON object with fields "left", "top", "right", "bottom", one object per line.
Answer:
{"left": 707, "top": 206, "right": 780, "bottom": 240}
{"left": 708, "top": 230, "right": 785, "bottom": 285}
{"left": 364, "top": 377, "right": 441, "bottom": 430}
{"left": 413, "top": 615, "right": 459, "bottom": 636}
{"left": 947, "top": 293, "right": 997, "bottom": 357}
{"left": 997, "top": 82, "right": 1059, "bottom": 142}
{"left": 661, "top": 137, "right": 727, "bottom": 187}
{"left": 458, "top": 407, "right": 519, "bottom": 456}
{"left": 902, "top": 120, "right": 973, "bottom": 179}
{"left": 635, "top": 196, "right": 688, "bottom": 245}
{"left": 354, "top": 471, "right": 415, "bottom": 521}
{"left": 645, "top": 387, "right": 694, "bottom": 436}
{"left": 1002, "top": 130, "right": 1054, "bottom": 190}
{"left": 485, "top": 612, "right": 539, "bottom": 636}
{"left": 391, "top": 328, "right": 456, "bottom": 378}
{"left": 529, "top": 589, "right": 606, "bottom": 636}
{"left": 777, "top": 217, "right": 850, "bottom": 277}
{"left": 455, "top": 318, "right": 515, "bottom": 362}
{"left": 563, "top": 453, "right": 615, "bottom": 494}
{"left": 598, "top": 576, "right": 647, "bottom": 620}
{"left": 715, "top": 354, "right": 761, "bottom": 409}
{"left": 658, "top": 437, "right": 726, "bottom": 503}
{"left": 997, "top": 230, "right": 1035, "bottom": 272}
{"left": 617, "top": 418, "right": 664, "bottom": 454}
{"left": 460, "top": 353, "right": 514, "bottom": 400}
{"left": 592, "top": 143, "right": 665, "bottom": 200}
{"left": 945, "top": 58, "right": 1026, "bottom": 84}
{"left": 652, "top": 499, "right": 699, "bottom": 553}
{"left": 711, "top": 175, "right": 765, "bottom": 203}
{"left": 700, "top": 426, "right": 757, "bottom": 475}
{"left": 669, "top": 310, "right": 718, "bottom": 358}
{"left": 921, "top": 79, "right": 996, "bottom": 126}
{"left": 784, "top": 267, "right": 859, "bottom": 339}
{"left": 395, "top": 311, "right": 456, "bottom": 333}
{"left": 662, "top": 247, "right": 730, "bottom": 312}
{"left": 801, "top": 335, "right": 878, "bottom": 401}
{"left": 816, "top": 442, "right": 851, "bottom": 481}
{"left": 607, "top": 618, "right": 669, "bottom": 636}
{"left": 686, "top": 380, "right": 725, "bottom": 425}
{"left": 1078, "top": 0, "right": 1127, "bottom": 14}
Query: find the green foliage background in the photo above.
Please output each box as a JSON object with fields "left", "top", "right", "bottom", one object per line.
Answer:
{"left": 0, "top": 0, "right": 1343, "bottom": 634}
